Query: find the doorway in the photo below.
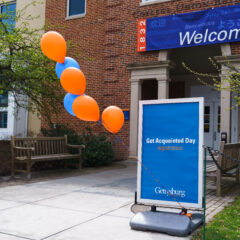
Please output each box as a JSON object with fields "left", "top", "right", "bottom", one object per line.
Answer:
{"left": 191, "top": 86, "right": 220, "bottom": 149}
{"left": 170, "top": 44, "right": 223, "bottom": 149}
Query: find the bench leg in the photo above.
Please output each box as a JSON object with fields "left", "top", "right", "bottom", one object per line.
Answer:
{"left": 236, "top": 169, "right": 239, "bottom": 184}
{"left": 26, "top": 162, "right": 31, "bottom": 180}
{"left": 64, "top": 161, "right": 68, "bottom": 170}
{"left": 11, "top": 160, "right": 15, "bottom": 178}
{"left": 78, "top": 157, "right": 82, "bottom": 171}
{"left": 216, "top": 168, "right": 222, "bottom": 196}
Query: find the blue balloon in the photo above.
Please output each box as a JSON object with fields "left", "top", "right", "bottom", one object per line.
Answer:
{"left": 56, "top": 57, "right": 80, "bottom": 79}
{"left": 64, "top": 93, "right": 79, "bottom": 116}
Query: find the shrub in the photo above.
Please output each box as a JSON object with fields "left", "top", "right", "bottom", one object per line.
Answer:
{"left": 41, "top": 124, "right": 114, "bottom": 167}
{"left": 81, "top": 128, "right": 114, "bottom": 167}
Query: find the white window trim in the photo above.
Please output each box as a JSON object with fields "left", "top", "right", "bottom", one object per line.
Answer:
{"left": 0, "top": 2, "right": 16, "bottom": 9}
{"left": 140, "top": 0, "right": 172, "bottom": 7}
{"left": 66, "top": 0, "right": 86, "bottom": 20}
{"left": 0, "top": 1, "right": 16, "bottom": 16}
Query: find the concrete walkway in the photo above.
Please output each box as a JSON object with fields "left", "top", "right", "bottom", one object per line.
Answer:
{"left": 0, "top": 161, "right": 238, "bottom": 240}
{"left": 0, "top": 160, "right": 190, "bottom": 240}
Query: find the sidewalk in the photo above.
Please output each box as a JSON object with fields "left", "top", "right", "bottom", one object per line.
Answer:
{"left": 0, "top": 160, "right": 188, "bottom": 240}
{"left": 0, "top": 160, "right": 238, "bottom": 240}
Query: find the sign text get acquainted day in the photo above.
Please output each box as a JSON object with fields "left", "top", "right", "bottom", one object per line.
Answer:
{"left": 145, "top": 138, "right": 196, "bottom": 145}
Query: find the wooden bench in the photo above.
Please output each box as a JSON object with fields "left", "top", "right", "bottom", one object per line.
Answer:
{"left": 207, "top": 141, "right": 240, "bottom": 196}
{"left": 11, "top": 135, "right": 85, "bottom": 179}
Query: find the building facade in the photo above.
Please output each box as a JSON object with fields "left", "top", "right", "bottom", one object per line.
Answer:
{"left": 0, "top": 0, "right": 45, "bottom": 139}
{"left": 44, "top": 0, "right": 240, "bottom": 159}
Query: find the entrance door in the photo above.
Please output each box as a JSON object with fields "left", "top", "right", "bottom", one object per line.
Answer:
{"left": 191, "top": 86, "right": 220, "bottom": 149}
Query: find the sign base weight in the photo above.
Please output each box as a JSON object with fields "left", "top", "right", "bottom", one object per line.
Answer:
{"left": 130, "top": 211, "right": 203, "bottom": 237}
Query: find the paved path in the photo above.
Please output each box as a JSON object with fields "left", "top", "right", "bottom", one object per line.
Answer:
{"left": 0, "top": 161, "right": 238, "bottom": 240}
{"left": 0, "top": 161, "right": 189, "bottom": 240}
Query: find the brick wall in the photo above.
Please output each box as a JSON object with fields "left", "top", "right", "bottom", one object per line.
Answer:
{"left": 44, "top": 0, "right": 107, "bottom": 145}
{"left": 0, "top": 141, "right": 11, "bottom": 175}
{"left": 44, "top": 0, "right": 240, "bottom": 159}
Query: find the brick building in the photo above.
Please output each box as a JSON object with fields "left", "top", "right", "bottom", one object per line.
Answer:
{"left": 44, "top": 0, "right": 240, "bottom": 159}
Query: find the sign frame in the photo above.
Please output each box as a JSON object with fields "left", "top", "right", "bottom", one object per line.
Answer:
{"left": 137, "top": 98, "right": 204, "bottom": 209}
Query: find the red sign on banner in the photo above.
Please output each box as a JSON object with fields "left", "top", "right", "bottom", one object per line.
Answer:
{"left": 137, "top": 19, "right": 146, "bottom": 52}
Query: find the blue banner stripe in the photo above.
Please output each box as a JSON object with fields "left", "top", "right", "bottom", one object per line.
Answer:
{"left": 146, "top": 4, "right": 240, "bottom": 51}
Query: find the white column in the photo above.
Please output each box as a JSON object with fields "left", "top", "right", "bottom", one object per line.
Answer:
{"left": 217, "top": 44, "right": 232, "bottom": 143}
{"left": 157, "top": 78, "right": 170, "bottom": 99}
{"left": 220, "top": 66, "right": 231, "bottom": 142}
{"left": 129, "top": 79, "right": 142, "bottom": 157}
{"left": 156, "top": 67, "right": 170, "bottom": 99}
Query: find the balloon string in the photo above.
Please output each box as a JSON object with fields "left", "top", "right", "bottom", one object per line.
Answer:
{"left": 96, "top": 120, "right": 184, "bottom": 209}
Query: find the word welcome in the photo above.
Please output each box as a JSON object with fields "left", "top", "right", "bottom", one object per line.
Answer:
{"left": 146, "top": 138, "right": 196, "bottom": 144}
{"left": 155, "top": 187, "right": 186, "bottom": 198}
{"left": 180, "top": 28, "right": 240, "bottom": 45}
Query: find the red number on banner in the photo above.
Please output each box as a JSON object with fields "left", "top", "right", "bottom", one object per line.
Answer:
{"left": 137, "top": 19, "right": 147, "bottom": 52}
{"left": 139, "top": 20, "right": 146, "bottom": 26}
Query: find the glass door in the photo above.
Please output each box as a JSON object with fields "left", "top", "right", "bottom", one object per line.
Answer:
{"left": 204, "top": 102, "right": 214, "bottom": 148}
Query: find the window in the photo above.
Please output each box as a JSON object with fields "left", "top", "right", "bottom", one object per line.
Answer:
{"left": 0, "top": 93, "right": 8, "bottom": 129}
{"left": 0, "top": 3, "right": 16, "bottom": 29}
{"left": 0, "top": 112, "right": 7, "bottom": 128}
{"left": 204, "top": 106, "right": 210, "bottom": 133}
{"left": 67, "top": 0, "right": 86, "bottom": 19}
{"left": 0, "top": 92, "right": 8, "bottom": 107}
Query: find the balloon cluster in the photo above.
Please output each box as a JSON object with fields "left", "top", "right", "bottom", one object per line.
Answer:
{"left": 40, "top": 31, "right": 124, "bottom": 134}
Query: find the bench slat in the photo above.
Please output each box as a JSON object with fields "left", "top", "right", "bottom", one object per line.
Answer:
{"left": 12, "top": 137, "right": 66, "bottom": 140}
{"left": 31, "top": 153, "right": 81, "bottom": 161}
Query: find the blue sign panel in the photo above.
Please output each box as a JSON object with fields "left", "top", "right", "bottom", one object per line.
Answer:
{"left": 123, "top": 109, "right": 130, "bottom": 120}
{"left": 137, "top": 99, "right": 204, "bottom": 208}
{"left": 137, "top": 4, "right": 240, "bottom": 51}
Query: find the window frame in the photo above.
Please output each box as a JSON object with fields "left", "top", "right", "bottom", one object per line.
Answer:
{"left": 0, "top": 1, "right": 16, "bottom": 29}
{"left": 0, "top": 2, "right": 16, "bottom": 14}
{"left": 66, "top": 0, "right": 86, "bottom": 20}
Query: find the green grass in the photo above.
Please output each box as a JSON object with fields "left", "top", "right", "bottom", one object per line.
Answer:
{"left": 192, "top": 196, "right": 240, "bottom": 240}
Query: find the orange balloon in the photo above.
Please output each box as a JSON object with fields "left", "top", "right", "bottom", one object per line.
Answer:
{"left": 40, "top": 31, "right": 67, "bottom": 63}
{"left": 72, "top": 95, "right": 100, "bottom": 122}
{"left": 101, "top": 106, "right": 124, "bottom": 134}
{"left": 60, "top": 67, "right": 86, "bottom": 95}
